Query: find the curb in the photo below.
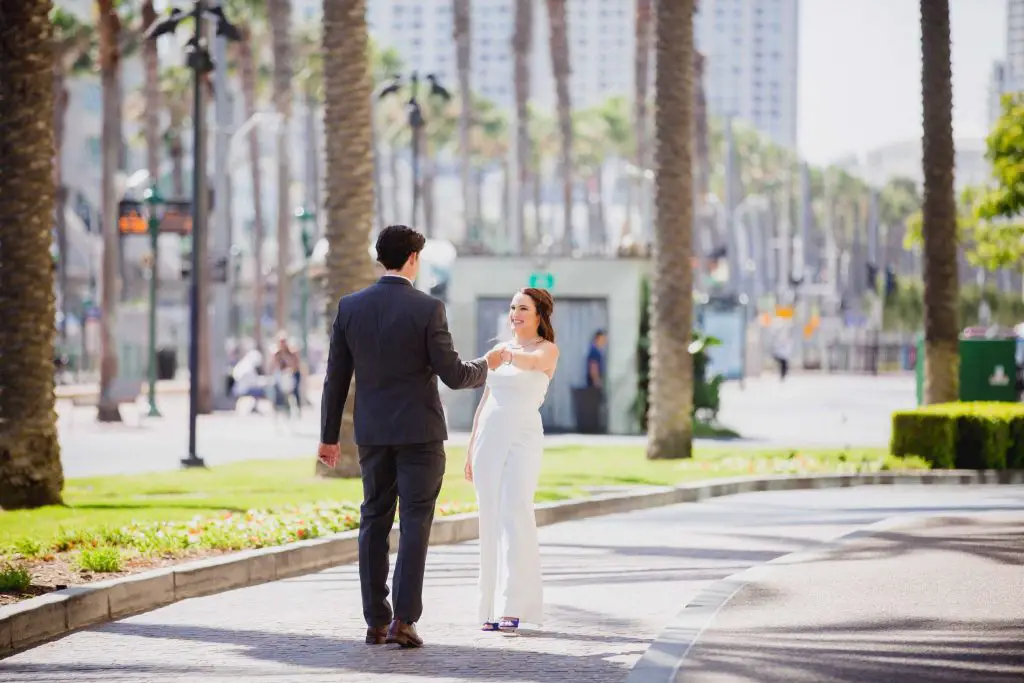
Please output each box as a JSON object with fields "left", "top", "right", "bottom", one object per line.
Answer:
{"left": 1, "top": 469, "right": 1020, "bottom": 657}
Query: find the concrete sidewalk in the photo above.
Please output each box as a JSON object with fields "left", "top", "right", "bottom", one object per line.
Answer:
{"left": 2, "top": 485, "right": 1021, "bottom": 683}
{"left": 670, "top": 512, "right": 1024, "bottom": 683}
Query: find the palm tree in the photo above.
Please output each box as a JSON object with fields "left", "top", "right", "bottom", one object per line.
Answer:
{"left": 140, "top": 1, "right": 160, "bottom": 197}
{"left": 0, "top": 0, "right": 66, "bottom": 509}
{"left": 96, "top": 0, "right": 124, "bottom": 422}
{"left": 509, "top": 0, "right": 533, "bottom": 250}
{"left": 631, "top": 0, "right": 653, "bottom": 242}
{"left": 647, "top": 0, "right": 696, "bottom": 460}
{"left": 545, "top": 0, "right": 573, "bottom": 253}
{"left": 268, "top": 0, "right": 293, "bottom": 336}
{"left": 421, "top": 95, "right": 459, "bottom": 237}
{"left": 369, "top": 41, "right": 403, "bottom": 227}
{"left": 919, "top": 0, "right": 959, "bottom": 404}
{"left": 225, "top": 0, "right": 269, "bottom": 353}
{"left": 453, "top": 0, "right": 475, "bottom": 238}
{"left": 318, "top": 0, "right": 376, "bottom": 478}
{"left": 158, "top": 65, "right": 192, "bottom": 198}
{"left": 51, "top": 8, "right": 94, "bottom": 344}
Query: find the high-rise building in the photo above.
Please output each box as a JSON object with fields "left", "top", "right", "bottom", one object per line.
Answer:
{"left": 359, "top": 0, "right": 635, "bottom": 111}
{"left": 1006, "top": 0, "right": 1024, "bottom": 91}
{"left": 694, "top": 0, "right": 800, "bottom": 150}
{"left": 988, "top": 0, "right": 1024, "bottom": 126}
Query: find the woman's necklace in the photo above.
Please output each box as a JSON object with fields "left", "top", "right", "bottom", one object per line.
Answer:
{"left": 504, "top": 337, "right": 542, "bottom": 366}
{"left": 507, "top": 336, "right": 542, "bottom": 350}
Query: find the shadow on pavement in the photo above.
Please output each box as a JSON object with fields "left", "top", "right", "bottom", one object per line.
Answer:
{"left": 56, "top": 622, "right": 637, "bottom": 682}
{"left": 675, "top": 618, "right": 1024, "bottom": 683}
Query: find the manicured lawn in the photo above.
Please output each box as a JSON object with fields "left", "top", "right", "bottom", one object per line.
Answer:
{"left": 0, "top": 444, "right": 925, "bottom": 551}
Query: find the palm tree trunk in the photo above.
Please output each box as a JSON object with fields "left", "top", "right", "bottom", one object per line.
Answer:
{"left": 920, "top": 0, "right": 959, "bottom": 404}
{"left": 630, "top": 0, "right": 653, "bottom": 243}
{"left": 453, "top": 0, "right": 474, "bottom": 238}
{"left": 511, "top": 0, "right": 533, "bottom": 252}
{"left": 53, "top": 69, "right": 70, "bottom": 344}
{"left": 319, "top": 0, "right": 376, "bottom": 478}
{"left": 532, "top": 166, "right": 543, "bottom": 242}
{"left": 269, "top": 0, "right": 293, "bottom": 336}
{"left": 647, "top": 0, "right": 696, "bottom": 460}
{"left": 97, "top": 0, "right": 123, "bottom": 423}
{"left": 0, "top": 0, "right": 66, "bottom": 509}
{"left": 387, "top": 142, "right": 401, "bottom": 225}
{"left": 423, "top": 145, "right": 436, "bottom": 238}
{"left": 238, "top": 28, "right": 266, "bottom": 353}
{"left": 546, "top": 0, "right": 573, "bottom": 253}
{"left": 142, "top": 1, "right": 161, "bottom": 191}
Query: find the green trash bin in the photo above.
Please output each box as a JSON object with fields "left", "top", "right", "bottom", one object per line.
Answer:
{"left": 959, "top": 337, "right": 1018, "bottom": 402}
{"left": 916, "top": 336, "right": 1018, "bottom": 404}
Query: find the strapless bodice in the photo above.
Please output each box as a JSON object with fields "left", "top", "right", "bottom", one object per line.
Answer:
{"left": 484, "top": 364, "right": 550, "bottom": 414}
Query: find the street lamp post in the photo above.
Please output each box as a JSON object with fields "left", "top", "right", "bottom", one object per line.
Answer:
{"left": 377, "top": 72, "right": 450, "bottom": 232}
{"left": 147, "top": 1, "right": 241, "bottom": 469}
{"left": 144, "top": 185, "right": 165, "bottom": 418}
{"left": 294, "top": 207, "right": 316, "bottom": 363}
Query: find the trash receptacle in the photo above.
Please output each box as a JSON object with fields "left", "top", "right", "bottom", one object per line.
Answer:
{"left": 959, "top": 337, "right": 1017, "bottom": 402}
{"left": 572, "top": 386, "right": 605, "bottom": 434}
{"left": 915, "top": 336, "right": 1018, "bottom": 404}
{"left": 156, "top": 347, "right": 177, "bottom": 380}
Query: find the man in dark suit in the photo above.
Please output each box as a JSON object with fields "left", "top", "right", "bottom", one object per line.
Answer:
{"left": 318, "top": 225, "right": 501, "bottom": 649}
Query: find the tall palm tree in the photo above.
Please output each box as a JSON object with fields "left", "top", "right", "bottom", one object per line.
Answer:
{"left": 369, "top": 42, "right": 403, "bottom": 227}
{"left": 647, "top": 0, "right": 696, "bottom": 460}
{"left": 226, "top": 0, "right": 269, "bottom": 352}
{"left": 453, "top": 0, "right": 474, "bottom": 238}
{"left": 318, "top": 0, "right": 376, "bottom": 478}
{"left": 631, "top": 0, "right": 653, "bottom": 242}
{"left": 140, "top": 1, "right": 160, "bottom": 197}
{"left": 511, "top": 0, "right": 533, "bottom": 250}
{"left": 158, "top": 65, "right": 192, "bottom": 197}
{"left": 0, "top": 0, "right": 66, "bottom": 509}
{"left": 919, "top": 0, "right": 959, "bottom": 404}
{"left": 51, "top": 8, "right": 93, "bottom": 344}
{"left": 268, "top": 0, "right": 293, "bottom": 336}
{"left": 96, "top": 0, "right": 124, "bottom": 422}
{"left": 545, "top": 0, "right": 573, "bottom": 253}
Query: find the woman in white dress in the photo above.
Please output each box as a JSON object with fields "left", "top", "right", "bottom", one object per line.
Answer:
{"left": 464, "top": 288, "right": 559, "bottom": 635}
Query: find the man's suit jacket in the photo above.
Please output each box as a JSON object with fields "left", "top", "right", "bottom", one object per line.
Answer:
{"left": 320, "top": 275, "right": 489, "bottom": 446}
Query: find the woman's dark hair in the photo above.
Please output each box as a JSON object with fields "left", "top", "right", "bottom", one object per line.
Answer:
{"left": 519, "top": 288, "right": 556, "bottom": 343}
{"left": 376, "top": 224, "right": 426, "bottom": 270}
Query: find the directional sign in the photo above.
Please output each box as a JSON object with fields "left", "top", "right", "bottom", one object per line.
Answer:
{"left": 529, "top": 272, "right": 555, "bottom": 289}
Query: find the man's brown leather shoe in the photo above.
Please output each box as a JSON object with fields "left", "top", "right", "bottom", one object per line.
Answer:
{"left": 385, "top": 619, "right": 423, "bottom": 648}
{"left": 365, "top": 626, "right": 388, "bottom": 644}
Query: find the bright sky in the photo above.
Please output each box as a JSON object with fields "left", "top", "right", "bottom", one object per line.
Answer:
{"left": 798, "top": 0, "right": 1007, "bottom": 165}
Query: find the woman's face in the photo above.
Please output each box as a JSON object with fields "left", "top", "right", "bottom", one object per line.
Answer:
{"left": 509, "top": 292, "right": 539, "bottom": 335}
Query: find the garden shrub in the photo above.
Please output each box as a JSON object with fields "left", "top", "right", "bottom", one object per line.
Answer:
{"left": 891, "top": 402, "right": 1024, "bottom": 470}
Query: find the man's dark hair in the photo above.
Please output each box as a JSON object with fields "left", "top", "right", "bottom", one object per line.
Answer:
{"left": 376, "top": 224, "right": 426, "bottom": 271}
{"left": 593, "top": 330, "right": 607, "bottom": 342}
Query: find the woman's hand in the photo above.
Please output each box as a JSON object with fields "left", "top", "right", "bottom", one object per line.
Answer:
{"left": 464, "top": 457, "right": 473, "bottom": 482}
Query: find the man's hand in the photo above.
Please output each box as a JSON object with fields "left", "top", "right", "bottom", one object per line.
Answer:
{"left": 485, "top": 347, "right": 504, "bottom": 370}
{"left": 318, "top": 442, "right": 340, "bottom": 468}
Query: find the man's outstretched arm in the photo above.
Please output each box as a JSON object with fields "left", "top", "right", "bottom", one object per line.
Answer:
{"left": 426, "top": 300, "right": 497, "bottom": 389}
{"left": 320, "top": 300, "right": 353, "bottom": 446}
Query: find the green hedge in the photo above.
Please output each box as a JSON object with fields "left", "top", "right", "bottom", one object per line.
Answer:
{"left": 891, "top": 402, "right": 1024, "bottom": 469}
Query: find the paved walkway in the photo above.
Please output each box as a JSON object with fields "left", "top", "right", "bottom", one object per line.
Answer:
{"left": 3, "top": 485, "right": 1021, "bottom": 682}
{"left": 672, "top": 511, "right": 1024, "bottom": 682}
{"left": 58, "top": 374, "right": 915, "bottom": 478}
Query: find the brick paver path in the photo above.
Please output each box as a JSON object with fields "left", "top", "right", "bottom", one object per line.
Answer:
{"left": 4, "top": 485, "right": 1020, "bottom": 683}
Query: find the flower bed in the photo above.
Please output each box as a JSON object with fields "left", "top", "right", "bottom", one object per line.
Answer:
{"left": 0, "top": 500, "right": 477, "bottom": 605}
